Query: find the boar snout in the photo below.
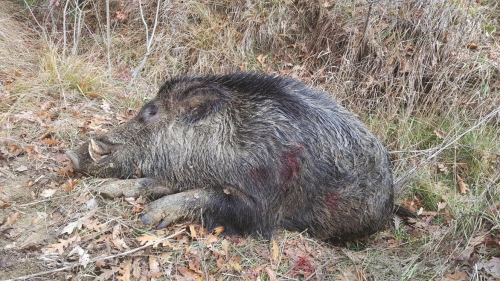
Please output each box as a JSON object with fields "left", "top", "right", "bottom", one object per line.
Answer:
{"left": 66, "top": 138, "right": 116, "bottom": 171}
{"left": 66, "top": 150, "right": 81, "bottom": 170}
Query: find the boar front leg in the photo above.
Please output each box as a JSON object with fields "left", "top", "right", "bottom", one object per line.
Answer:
{"left": 139, "top": 188, "right": 210, "bottom": 229}
{"left": 92, "top": 178, "right": 178, "bottom": 199}
{"left": 139, "top": 187, "right": 266, "bottom": 236}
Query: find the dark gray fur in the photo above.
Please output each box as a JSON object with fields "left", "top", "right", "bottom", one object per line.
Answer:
{"left": 66, "top": 73, "right": 394, "bottom": 240}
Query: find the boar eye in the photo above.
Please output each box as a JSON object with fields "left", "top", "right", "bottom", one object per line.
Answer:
{"left": 139, "top": 103, "right": 158, "bottom": 122}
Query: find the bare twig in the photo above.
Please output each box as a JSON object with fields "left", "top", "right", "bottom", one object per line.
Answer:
{"left": 106, "top": 0, "right": 111, "bottom": 72}
{"left": 72, "top": 0, "right": 84, "bottom": 55}
{"left": 360, "top": 0, "right": 374, "bottom": 44}
{"left": 62, "top": 0, "right": 69, "bottom": 59}
{"left": 6, "top": 229, "right": 186, "bottom": 281}
{"left": 128, "top": 0, "right": 162, "bottom": 87}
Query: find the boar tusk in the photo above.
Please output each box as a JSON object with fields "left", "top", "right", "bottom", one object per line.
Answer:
{"left": 89, "top": 140, "right": 102, "bottom": 162}
{"left": 90, "top": 139, "right": 113, "bottom": 155}
{"left": 65, "top": 151, "right": 81, "bottom": 170}
{"left": 89, "top": 139, "right": 113, "bottom": 162}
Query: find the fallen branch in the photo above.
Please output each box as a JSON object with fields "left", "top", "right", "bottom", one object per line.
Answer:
{"left": 6, "top": 229, "right": 186, "bottom": 281}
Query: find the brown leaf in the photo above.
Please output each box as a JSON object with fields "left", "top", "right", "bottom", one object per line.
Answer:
{"left": 468, "top": 235, "right": 485, "bottom": 247}
{"left": 221, "top": 239, "right": 230, "bottom": 260}
{"left": 61, "top": 179, "right": 78, "bottom": 192}
{"left": 440, "top": 270, "right": 469, "bottom": 280}
{"left": 212, "top": 226, "right": 224, "bottom": 235}
{"left": 41, "top": 137, "right": 61, "bottom": 146}
{"left": 433, "top": 129, "right": 445, "bottom": 139}
{"left": 189, "top": 224, "right": 197, "bottom": 238}
{"left": 177, "top": 266, "right": 201, "bottom": 280}
{"left": 149, "top": 256, "right": 162, "bottom": 278}
{"left": 137, "top": 233, "right": 162, "bottom": 247}
{"left": 57, "top": 164, "right": 74, "bottom": 176}
{"left": 111, "top": 238, "right": 129, "bottom": 251}
{"left": 97, "top": 267, "right": 120, "bottom": 281}
{"left": 437, "top": 163, "right": 449, "bottom": 173}
{"left": 40, "top": 189, "right": 56, "bottom": 198}
{"left": 456, "top": 174, "right": 470, "bottom": 194}
{"left": 117, "top": 259, "right": 132, "bottom": 281}
{"left": 271, "top": 239, "right": 279, "bottom": 262}
{"left": 257, "top": 54, "right": 267, "bottom": 66}
{"left": 132, "top": 258, "right": 142, "bottom": 279}
{"left": 476, "top": 257, "right": 500, "bottom": 276}
{"left": 83, "top": 219, "right": 103, "bottom": 232}
{"left": 265, "top": 267, "right": 278, "bottom": 281}
{"left": 4, "top": 212, "right": 20, "bottom": 226}
{"left": 467, "top": 43, "right": 478, "bottom": 50}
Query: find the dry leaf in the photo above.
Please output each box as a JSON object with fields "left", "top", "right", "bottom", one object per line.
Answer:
{"left": 257, "top": 54, "right": 268, "bottom": 67}
{"left": 440, "top": 270, "right": 469, "bottom": 280}
{"left": 97, "top": 267, "right": 120, "bottom": 281}
{"left": 149, "top": 256, "right": 162, "bottom": 278}
{"left": 433, "top": 129, "right": 445, "bottom": 139}
{"left": 15, "top": 165, "right": 28, "bottom": 172}
{"left": 111, "top": 238, "right": 129, "bottom": 251}
{"left": 4, "top": 212, "right": 20, "bottom": 226}
{"left": 476, "top": 257, "right": 500, "bottom": 276}
{"left": 437, "top": 202, "right": 447, "bottom": 212}
{"left": 271, "top": 239, "right": 279, "bottom": 262}
{"left": 137, "top": 233, "right": 162, "bottom": 247}
{"left": 117, "top": 259, "right": 132, "bottom": 281}
{"left": 468, "top": 235, "right": 485, "bottom": 247}
{"left": 83, "top": 219, "right": 103, "bottom": 232}
{"left": 437, "top": 163, "right": 449, "bottom": 173}
{"left": 265, "top": 267, "right": 278, "bottom": 281}
{"left": 221, "top": 239, "right": 230, "bottom": 260}
{"left": 41, "top": 137, "right": 61, "bottom": 146}
{"left": 61, "top": 179, "right": 78, "bottom": 192}
{"left": 212, "top": 226, "right": 224, "bottom": 235}
{"left": 467, "top": 43, "right": 478, "bottom": 50}
{"left": 62, "top": 218, "right": 84, "bottom": 234}
{"left": 68, "top": 246, "right": 90, "bottom": 268}
{"left": 189, "top": 224, "right": 197, "bottom": 238}
{"left": 44, "top": 236, "right": 80, "bottom": 255}
{"left": 40, "top": 189, "right": 56, "bottom": 198}
{"left": 100, "top": 100, "right": 112, "bottom": 113}
{"left": 456, "top": 174, "right": 470, "bottom": 194}
{"left": 132, "top": 258, "right": 142, "bottom": 279}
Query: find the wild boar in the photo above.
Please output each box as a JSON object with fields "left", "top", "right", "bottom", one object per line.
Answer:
{"left": 66, "top": 73, "right": 395, "bottom": 240}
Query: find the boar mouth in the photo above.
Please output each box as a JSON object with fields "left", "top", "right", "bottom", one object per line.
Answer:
{"left": 66, "top": 138, "right": 121, "bottom": 170}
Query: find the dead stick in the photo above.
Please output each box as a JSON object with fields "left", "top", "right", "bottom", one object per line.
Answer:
{"left": 6, "top": 229, "right": 185, "bottom": 281}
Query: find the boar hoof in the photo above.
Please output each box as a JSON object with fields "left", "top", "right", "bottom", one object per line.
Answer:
{"left": 155, "top": 220, "right": 170, "bottom": 229}
{"left": 139, "top": 213, "right": 170, "bottom": 229}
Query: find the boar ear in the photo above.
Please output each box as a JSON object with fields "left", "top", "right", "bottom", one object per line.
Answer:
{"left": 178, "top": 85, "right": 230, "bottom": 123}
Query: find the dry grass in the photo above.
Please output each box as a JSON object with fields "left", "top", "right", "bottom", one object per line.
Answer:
{"left": 1, "top": 0, "right": 499, "bottom": 280}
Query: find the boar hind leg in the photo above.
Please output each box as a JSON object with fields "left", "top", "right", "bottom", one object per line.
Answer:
{"left": 92, "top": 178, "right": 177, "bottom": 199}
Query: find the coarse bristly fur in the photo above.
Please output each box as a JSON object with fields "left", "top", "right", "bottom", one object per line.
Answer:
{"left": 67, "top": 72, "right": 395, "bottom": 241}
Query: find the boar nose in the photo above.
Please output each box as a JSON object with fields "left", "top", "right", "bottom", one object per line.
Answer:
{"left": 65, "top": 150, "right": 81, "bottom": 170}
